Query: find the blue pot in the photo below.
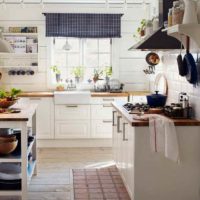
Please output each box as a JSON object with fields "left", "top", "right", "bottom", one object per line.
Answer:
{"left": 147, "top": 91, "right": 167, "bottom": 107}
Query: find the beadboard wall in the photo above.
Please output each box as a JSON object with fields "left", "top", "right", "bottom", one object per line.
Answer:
{"left": 152, "top": 53, "right": 200, "bottom": 120}
{"left": 0, "top": 3, "right": 151, "bottom": 92}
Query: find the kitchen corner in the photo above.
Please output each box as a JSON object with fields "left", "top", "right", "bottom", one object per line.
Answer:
{"left": 1, "top": 0, "right": 200, "bottom": 200}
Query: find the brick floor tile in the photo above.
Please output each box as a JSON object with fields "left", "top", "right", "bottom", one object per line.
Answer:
{"left": 104, "top": 192, "right": 118, "bottom": 198}
{"left": 88, "top": 183, "right": 101, "bottom": 188}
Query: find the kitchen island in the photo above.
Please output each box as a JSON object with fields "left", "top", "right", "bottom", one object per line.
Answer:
{"left": 0, "top": 104, "right": 37, "bottom": 200}
{"left": 112, "top": 101, "right": 200, "bottom": 200}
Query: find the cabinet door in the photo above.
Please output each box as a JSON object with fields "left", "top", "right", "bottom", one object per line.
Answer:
{"left": 55, "top": 105, "right": 90, "bottom": 120}
{"left": 117, "top": 113, "right": 123, "bottom": 173}
{"left": 91, "top": 104, "right": 112, "bottom": 120}
{"left": 91, "top": 119, "right": 112, "bottom": 138}
{"left": 126, "top": 123, "right": 134, "bottom": 199}
{"left": 55, "top": 120, "right": 90, "bottom": 139}
{"left": 112, "top": 110, "right": 118, "bottom": 162}
{"left": 29, "top": 97, "right": 54, "bottom": 139}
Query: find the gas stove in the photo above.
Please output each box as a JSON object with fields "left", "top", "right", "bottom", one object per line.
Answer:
{"left": 123, "top": 103, "right": 193, "bottom": 119}
{"left": 123, "top": 103, "right": 150, "bottom": 113}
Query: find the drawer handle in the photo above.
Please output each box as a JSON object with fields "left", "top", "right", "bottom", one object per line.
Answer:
{"left": 103, "top": 104, "right": 112, "bottom": 108}
{"left": 123, "top": 123, "right": 128, "bottom": 141}
{"left": 29, "top": 98, "right": 41, "bottom": 100}
{"left": 117, "top": 116, "right": 122, "bottom": 133}
{"left": 112, "top": 111, "right": 117, "bottom": 126}
{"left": 66, "top": 105, "right": 78, "bottom": 108}
{"left": 103, "top": 120, "right": 112, "bottom": 123}
{"left": 103, "top": 98, "right": 114, "bottom": 101}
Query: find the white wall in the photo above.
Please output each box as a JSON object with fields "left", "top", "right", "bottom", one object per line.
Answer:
{"left": 0, "top": 3, "right": 152, "bottom": 91}
{"left": 151, "top": 52, "right": 200, "bottom": 120}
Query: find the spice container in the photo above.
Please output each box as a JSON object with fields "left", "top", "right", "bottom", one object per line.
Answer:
{"left": 172, "top": 1, "right": 184, "bottom": 25}
{"left": 145, "top": 20, "right": 153, "bottom": 36}
{"left": 168, "top": 9, "right": 173, "bottom": 27}
{"left": 152, "top": 17, "right": 159, "bottom": 31}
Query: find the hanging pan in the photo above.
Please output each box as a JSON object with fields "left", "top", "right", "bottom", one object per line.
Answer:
{"left": 183, "top": 36, "right": 198, "bottom": 85}
{"left": 177, "top": 35, "right": 187, "bottom": 76}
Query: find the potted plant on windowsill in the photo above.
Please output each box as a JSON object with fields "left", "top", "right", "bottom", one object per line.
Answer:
{"left": 71, "top": 66, "right": 84, "bottom": 84}
{"left": 93, "top": 69, "right": 103, "bottom": 83}
{"left": 50, "top": 65, "right": 61, "bottom": 83}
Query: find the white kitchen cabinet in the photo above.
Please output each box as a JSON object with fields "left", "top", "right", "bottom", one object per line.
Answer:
{"left": 91, "top": 119, "right": 113, "bottom": 138}
{"left": 55, "top": 104, "right": 90, "bottom": 139}
{"left": 91, "top": 104, "right": 113, "bottom": 120}
{"left": 55, "top": 105, "right": 90, "bottom": 120}
{"left": 29, "top": 97, "right": 54, "bottom": 139}
{"left": 91, "top": 97, "right": 127, "bottom": 139}
{"left": 113, "top": 110, "right": 134, "bottom": 199}
{"left": 55, "top": 120, "right": 90, "bottom": 139}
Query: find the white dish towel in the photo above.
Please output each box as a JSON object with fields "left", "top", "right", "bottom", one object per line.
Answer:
{"left": 148, "top": 114, "right": 180, "bottom": 163}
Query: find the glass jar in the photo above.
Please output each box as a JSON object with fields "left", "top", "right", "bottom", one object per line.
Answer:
{"left": 145, "top": 20, "right": 153, "bottom": 36}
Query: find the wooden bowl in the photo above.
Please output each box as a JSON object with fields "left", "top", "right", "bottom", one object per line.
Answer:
{"left": 0, "top": 135, "right": 16, "bottom": 143}
{"left": 0, "top": 99, "right": 18, "bottom": 109}
{"left": 0, "top": 139, "right": 18, "bottom": 154}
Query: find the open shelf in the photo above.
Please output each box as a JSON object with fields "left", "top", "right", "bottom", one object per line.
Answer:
{"left": 162, "top": 24, "right": 200, "bottom": 48}
{"left": 2, "top": 32, "right": 37, "bottom": 37}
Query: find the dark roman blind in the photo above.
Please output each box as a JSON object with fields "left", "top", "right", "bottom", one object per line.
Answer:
{"left": 44, "top": 13, "right": 123, "bottom": 38}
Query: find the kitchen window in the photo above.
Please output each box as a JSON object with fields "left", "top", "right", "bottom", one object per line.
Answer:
{"left": 50, "top": 37, "right": 112, "bottom": 84}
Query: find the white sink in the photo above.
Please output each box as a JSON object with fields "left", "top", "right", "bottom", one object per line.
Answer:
{"left": 54, "top": 91, "right": 91, "bottom": 105}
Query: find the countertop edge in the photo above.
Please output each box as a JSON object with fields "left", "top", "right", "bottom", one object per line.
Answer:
{"left": 112, "top": 101, "right": 200, "bottom": 127}
{"left": 19, "top": 91, "right": 150, "bottom": 98}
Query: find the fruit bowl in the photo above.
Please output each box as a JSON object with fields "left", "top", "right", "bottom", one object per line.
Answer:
{"left": 0, "top": 139, "right": 18, "bottom": 154}
{"left": 0, "top": 98, "right": 18, "bottom": 109}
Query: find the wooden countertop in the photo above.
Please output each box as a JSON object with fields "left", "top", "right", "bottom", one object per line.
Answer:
{"left": 19, "top": 91, "right": 149, "bottom": 98}
{"left": 0, "top": 104, "right": 37, "bottom": 121}
{"left": 112, "top": 101, "right": 200, "bottom": 127}
{"left": 19, "top": 92, "right": 54, "bottom": 97}
{"left": 90, "top": 92, "right": 129, "bottom": 97}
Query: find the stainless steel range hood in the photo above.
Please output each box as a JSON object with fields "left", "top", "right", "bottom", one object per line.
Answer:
{"left": 129, "top": 0, "right": 181, "bottom": 50}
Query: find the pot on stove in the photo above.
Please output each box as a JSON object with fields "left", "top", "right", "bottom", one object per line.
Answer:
{"left": 146, "top": 91, "right": 167, "bottom": 107}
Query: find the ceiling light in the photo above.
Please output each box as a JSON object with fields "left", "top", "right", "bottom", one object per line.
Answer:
{"left": 21, "top": 0, "right": 25, "bottom": 8}
{"left": 123, "top": 0, "right": 127, "bottom": 11}
{"left": 105, "top": 0, "right": 109, "bottom": 9}
{"left": 2, "top": 0, "right": 6, "bottom": 10}
{"left": 62, "top": 39, "right": 71, "bottom": 51}
{"left": 40, "top": 0, "right": 45, "bottom": 10}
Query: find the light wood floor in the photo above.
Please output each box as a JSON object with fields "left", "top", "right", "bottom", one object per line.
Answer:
{"left": 28, "top": 147, "right": 113, "bottom": 200}
{"left": 1, "top": 148, "right": 113, "bottom": 200}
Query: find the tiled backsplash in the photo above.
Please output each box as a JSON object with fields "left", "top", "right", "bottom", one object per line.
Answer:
{"left": 156, "top": 53, "right": 200, "bottom": 120}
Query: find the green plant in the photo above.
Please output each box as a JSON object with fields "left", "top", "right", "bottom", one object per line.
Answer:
{"left": 71, "top": 66, "right": 84, "bottom": 78}
{"left": 93, "top": 69, "right": 103, "bottom": 82}
{"left": 104, "top": 66, "right": 112, "bottom": 77}
{"left": 133, "top": 19, "right": 146, "bottom": 38}
{"left": 50, "top": 65, "right": 61, "bottom": 75}
{"left": 0, "top": 88, "right": 21, "bottom": 100}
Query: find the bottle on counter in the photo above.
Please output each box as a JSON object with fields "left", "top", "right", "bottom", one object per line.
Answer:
{"left": 152, "top": 16, "right": 159, "bottom": 31}
{"left": 172, "top": 0, "right": 185, "bottom": 25}
{"left": 168, "top": 8, "right": 173, "bottom": 27}
{"left": 145, "top": 20, "right": 153, "bottom": 36}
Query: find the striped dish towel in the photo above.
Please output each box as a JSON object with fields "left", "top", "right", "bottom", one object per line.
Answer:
{"left": 148, "top": 114, "right": 180, "bottom": 163}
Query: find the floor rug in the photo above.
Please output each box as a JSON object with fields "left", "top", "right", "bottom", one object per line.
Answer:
{"left": 72, "top": 165, "right": 131, "bottom": 200}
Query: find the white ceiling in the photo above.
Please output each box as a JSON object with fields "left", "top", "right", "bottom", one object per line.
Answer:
{"left": 0, "top": 0, "right": 150, "bottom": 4}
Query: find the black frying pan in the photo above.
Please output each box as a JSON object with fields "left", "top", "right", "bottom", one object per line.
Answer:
{"left": 183, "top": 37, "right": 198, "bottom": 85}
{"left": 177, "top": 35, "right": 187, "bottom": 76}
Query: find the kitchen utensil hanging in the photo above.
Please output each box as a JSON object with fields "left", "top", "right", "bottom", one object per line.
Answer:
{"left": 195, "top": 52, "right": 200, "bottom": 84}
{"left": 177, "top": 34, "right": 187, "bottom": 76}
{"left": 183, "top": 36, "right": 198, "bottom": 85}
{"left": 144, "top": 52, "right": 160, "bottom": 74}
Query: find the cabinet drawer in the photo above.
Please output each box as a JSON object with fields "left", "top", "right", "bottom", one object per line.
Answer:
{"left": 55, "top": 120, "right": 90, "bottom": 139}
{"left": 91, "top": 105, "right": 112, "bottom": 120}
{"left": 55, "top": 105, "right": 90, "bottom": 120}
{"left": 91, "top": 120, "right": 112, "bottom": 138}
{"left": 91, "top": 97, "right": 128, "bottom": 105}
